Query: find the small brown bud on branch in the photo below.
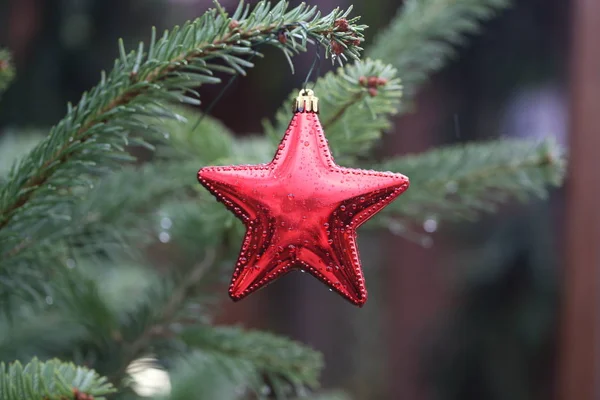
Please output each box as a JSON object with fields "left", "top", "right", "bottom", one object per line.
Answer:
{"left": 331, "top": 41, "right": 344, "bottom": 55}
{"left": 334, "top": 18, "right": 350, "bottom": 32}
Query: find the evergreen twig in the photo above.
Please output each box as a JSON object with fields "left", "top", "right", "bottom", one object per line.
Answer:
{"left": 0, "top": 0, "right": 365, "bottom": 260}
{"left": 0, "top": 358, "right": 115, "bottom": 400}
{"left": 175, "top": 326, "right": 324, "bottom": 397}
{"left": 265, "top": 59, "right": 402, "bottom": 161}
{"left": 1, "top": 162, "right": 194, "bottom": 266}
{"left": 9, "top": 252, "right": 325, "bottom": 396}
{"left": 322, "top": 91, "right": 364, "bottom": 129}
{"left": 267, "top": 0, "right": 511, "bottom": 158}
{"left": 377, "top": 138, "right": 565, "bottom": 224}
{"left": 119, "top": 248, "right": 218, "bottom": 375}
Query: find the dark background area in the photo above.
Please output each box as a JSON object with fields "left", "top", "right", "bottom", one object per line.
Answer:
{"left": 0, "top": 0, "right": 581, "bottom": 399}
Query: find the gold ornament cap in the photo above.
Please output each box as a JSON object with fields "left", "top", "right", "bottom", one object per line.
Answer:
{"left": 293, "top": 89, "right": 319, "bottom": 113}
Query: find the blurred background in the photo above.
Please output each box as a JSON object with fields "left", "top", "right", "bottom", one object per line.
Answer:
{"left": 0, "top": 0, "right": 587, "bottom": 399}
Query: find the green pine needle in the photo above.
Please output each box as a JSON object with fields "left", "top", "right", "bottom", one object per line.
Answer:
{"left": 265, "top": 58, "right": 403, "bottom": 162}
{"left": 377, "top": 138, "right": 565, "bottom": 225}
{"left": 0, "top": 358, "right": 115, "bottom": 400}
{"left": 173, "top": 326, "right": 324, "bottom": 398}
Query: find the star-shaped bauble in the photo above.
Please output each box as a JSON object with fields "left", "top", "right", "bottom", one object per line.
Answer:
{"left": 198, "top": 89, "right": 409, "bottom": 306}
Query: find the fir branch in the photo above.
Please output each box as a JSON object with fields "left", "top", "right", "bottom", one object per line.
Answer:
{"left": 120, "top": 248, "right": 218, "bottom": 370}
{"left": 45, "top": 250, "right": 222, "bottom": 382}
{"left": 367, "top": 0, "right": 511, "bottom": 102}
{"left": 321, "top": 91, "right": 364, "bottom": 129}
{"left": 0, "top": 313, "right": 84, "bottom": 363}
{"left": 157, "top": 108, "right": 237, "bottom": 162}
{"left": 177, "top": 326, "right": 324, "bottom": 397}
{"left": 264, "top": 59, "right": 402, "bottom": 161}
{"left": 0, "top": 162, "right": 193, "bottom": 265}
{"left": 161, "top": 353, "right": 245, "bottom": 400}
{"left": 0, "top": 162, "right": 200, "bottom": 306}
{"left": 66, "top": 162, "right": 194, "bottom": 252}
{"left": 0, "top": 0, "right": 366, "bottom": 259}
{"left": 0, "top": 48, "right": 15, "bottom": 98}
{"left": 375, "top": 138, "right": 565, "bottom": 225}
{"left": 0, "top": 358, "right": 115, "bottom": 400}
{"left": 40, "top": 251, "right": 322, "bottom": 397}
{"left": 265, "top": 0, "right": 511, "bottom": 158}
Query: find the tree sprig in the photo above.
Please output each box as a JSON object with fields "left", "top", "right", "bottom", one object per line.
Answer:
{"left": 0, "top": 358, "right": 115, "bottom": 400}
{"left": 377, "top": 138, "right": 565, "bottom": 225}
{"left": 266, "top": 0, "right": 512, "bottom": 163}
{"left": 265, "top": 58, "right": 402, "bottom": 162}
{"left": 0, "top": 0, "right": 365, "bottom": 260}
{"left": 178, "top": 326, "right": 324, "bottom": 397}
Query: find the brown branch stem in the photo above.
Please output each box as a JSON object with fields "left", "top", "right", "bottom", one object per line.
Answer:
{"left": 322, "top": 91, "right": 364, "bottom": 130}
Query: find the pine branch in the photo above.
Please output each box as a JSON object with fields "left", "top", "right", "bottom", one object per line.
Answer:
{"left": 0, "top": 162, "right": 193, "bottom": 267}
{"left": 0, "top": 162, "right": 201, "bottom": 306}
{"left": 12, "top": 252, "right": 322, "bottom": 396}
{"left": 0, "top": 358, "right": 115, "bottom": 400}
{"left": 67, "top": 162, "right": 194, "bottom": 254}
{"left": 264, "top": 59, "right": 402, "bottom": 161}
{"left": 159, "top": 105, "right": 281, "bottom": 170}
{"left": 176, "top": 326, "right": 324, "bottom": 398}
{"left": 367, "top": 0, "right": 511, "bottom": 102}
{"left": 43, "top": 249, "right": 226, "bottom": 384}
{"left": 375, "top": 138, "right": 565, "bottom": 226}
{"left": 119, "top": 248, "right": 218, "bottom": 373}
{"left": 0, "top": 111, "right": 240, "bottom": 297}
{"left": 0, "top": 263, "right": 160, "bottom": 383}
{"left": 0, "top": 48, "right": 15, "bottom": 98}
{"left": 161, "top": 353, "right": 244, "bottom": 400}
{"left": 157, "top": 107, "right": 237, "bottom": 162}
{"left": 0, "top": 0, "right": 366, "bottom": 260}
{"left": 0, "top": 312, "right": 84, "bottom": 363}
{"left": 264, "top": 0, "right": 512, "bottom": 158}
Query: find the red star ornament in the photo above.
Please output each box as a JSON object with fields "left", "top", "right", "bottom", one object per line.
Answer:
{"left": 198, "top": 89, "right": 409, "bottom": 306}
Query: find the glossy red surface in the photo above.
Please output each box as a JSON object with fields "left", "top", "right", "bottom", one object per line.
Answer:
{"left": 198, "top": 111, "right": 409, "bottom": 306}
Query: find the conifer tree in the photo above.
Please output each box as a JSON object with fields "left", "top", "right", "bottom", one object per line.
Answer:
{"left": 0, "top": 1, "right": 564, "bottom": 399}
